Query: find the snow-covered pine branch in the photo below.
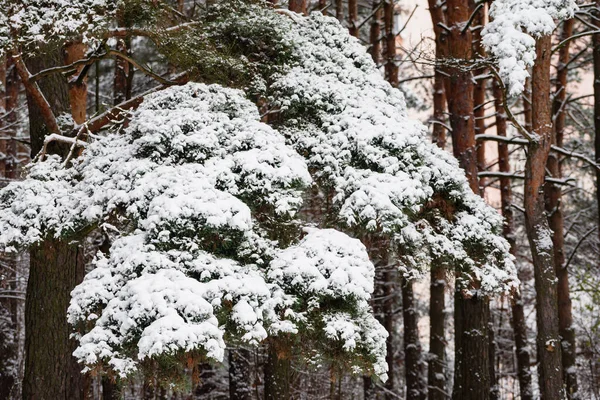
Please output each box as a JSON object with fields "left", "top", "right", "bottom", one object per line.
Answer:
{"left": 0, "top": 1, "right": 519, "bottom": 384}
{"left": 482, "top": 0, "right": 577, "bottom": 97}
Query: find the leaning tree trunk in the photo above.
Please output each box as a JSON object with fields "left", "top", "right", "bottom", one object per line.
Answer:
{"left": 22, "top": 48, "right": 87, "bottom": 400}
{"left": 525, "top": 34, "right": 565, "bottom": 400}
{"left": 494, "top": 78, "right": 534, "bottom": 400}
{"left": 548, "top": 18, "right": 578, "bottom": 399}
{"left": 443, "top": 1, "right": 490, "bottom": 399}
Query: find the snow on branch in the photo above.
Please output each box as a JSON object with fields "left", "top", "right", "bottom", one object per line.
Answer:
{"left": 483, "top": 0, "right": 577, "bottom": 96}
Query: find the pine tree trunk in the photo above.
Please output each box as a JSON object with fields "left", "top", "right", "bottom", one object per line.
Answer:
{"left": 452, "top": 293, "right": 490, "bottom": 400}
{"left": 428, "top": 269, "right": 446, "bottom": 400}
{"left": 383, "top": 0, "right": 398, "bottom": 86}
{"left": 548, "top": 18, "right": 578, "bottom": 399}
{"left": 114, "top": 10, "right": 133, "bottom": 106}
{"left": 336, "top": 0, "right": 343, "bottom": 22}
{"left": 348, "top": 0, "right": 358, "bottom": 37}
{"left": 264, "top": 343, "right": 291, "bottom": 400}
{"left": 288, "top": 0, "right": 307, "bottom": 15}
{"left": 0, "top": 55, "right": 18, "bottom": 400}
{"left": 22, "top": 49, "right": 86, "bottom": 400}
{"left": 442, "top": 1, "right": 490, "bottom": 399}
{"left": 369, "top": 2, "right": 382, "bottom": 65}
{"left": 64, "top": 42, "right": 88, "bottom": 125}
{"left": 494, "top": 79, "right": 534, "bottom": 400}
{"left": 229, "top": 348, "right": 252, "bottom": 400}
{"left": 526, "top": 34, "right": 566, "bottom": 400}
{"left": 23, "top": 240, "right": 85, "bottom": 400}
{"left": 427, "top": 5, "right": 447, "bottom": 396}
{"left": 595, "top": 1, "right": 600, "bottom": 257}
{"left": 402, "top": 279, "right": 426, "bottom": 400}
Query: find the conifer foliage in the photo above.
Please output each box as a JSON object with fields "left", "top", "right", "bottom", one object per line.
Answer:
{"left": 0, "top": 0, "right": 518, "bottom": 393}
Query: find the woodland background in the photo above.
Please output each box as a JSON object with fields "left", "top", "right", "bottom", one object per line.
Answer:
{"left": 0, "top": 0, "right": 599, "bottom": 399}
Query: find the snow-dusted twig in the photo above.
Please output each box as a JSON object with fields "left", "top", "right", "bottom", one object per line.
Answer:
{"left": 34, "top": 133, "right": 88, "bottom": 163}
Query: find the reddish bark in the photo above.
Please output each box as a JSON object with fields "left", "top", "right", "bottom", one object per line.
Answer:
{"left": 64, "top": 42, "right": 88, "bottom": 125}
{"left": 369, "top": 2, "right": 383, "bottom": 65}
{"left": 494, "top": 78, "right": 534, "bottom": 400}
{"left": 348, "top": 0, "right": 359, "bottom": 37}
{"left": 383, "top": 0, "right": 398, "bottom": 86}
{"left": 526, "top": 34, "right": 565, "bottom": 400}
{"left": 288, "top": 0, "right": 307, "bottom": 15}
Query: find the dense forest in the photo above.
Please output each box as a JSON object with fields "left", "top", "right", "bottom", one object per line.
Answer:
{"left": 0, "top": 0, "right": 598, "bottom": 399}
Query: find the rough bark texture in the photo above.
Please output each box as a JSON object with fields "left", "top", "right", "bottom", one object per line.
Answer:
{"left": 364, "top": 236, "right": 395, "bottom": 400}
{"left": 427, "top": 5, "right": 448, "bottom": 396}
{"left": 288, "top": 0, "right": 307, "bottom": 15}
{"left": 336, "top": 0, "right": 343, "bottom": 22}
{"left": 428, "top": 269, "right": 446, "bottom": 400}
{"left": 596, "top": 1, "right": 600, "bottom": 253}
{"left": 264, "top": 343, "right": 291, "bottom": 400}
{"left": 526, "top": 34, "right": 565, "bottom": 400}
{"left": 0, "top": 56, "right": 17, "bottom": 400}
{"left": 23, "top": 240, "right": 85, "bottom": 400}
{"left": 229, "top": 349, "right": 252, "bottom": 400}
{"left": 101, "top": 377, "right": 119, "bottom": 400}
{"left": 402, "top": 279, "right": 426, "bottom": 400}
{"left": 348, "top": 0, "right": 358, "bottom": 37}
{"left": 494, "top": 79, "right": 534, "bottom": 400}
{"left": 22, "top": 49, "right": 87, "bottom": 400}
{"left": 442, "top": 1, "right": 490, "bottom": 399}
{"left": 114, "top": 10, "right": 134, "bottom": 106}
{"left": 383, "top": 0, "right": 398, "bottom": 86}
{"left": 548, "top": 18, "right": 578, "bottom": 399}
{"left": 452, "top": 293, "right": 490, "bottom": 400}
{"left": 472, "top": 5, "right": 487, "bottom": 196}
{"left": 369, "top": 1, "right": 382, "bottom": 65}
{"left": 64, "top": 42, "right": 88, "bottom": 124}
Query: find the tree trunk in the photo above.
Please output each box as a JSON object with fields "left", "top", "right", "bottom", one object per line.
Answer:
{"left": 348, "top": 0, "right": 358, "bottom": 37}
{"left": 526, "top": 34, "right": 565, "bottom": 400}
{"left": 548, "top": 18, "right": 578, "bottom": 399}
{"left": 22, "top": 49, "right": 86, "bottom": 400}
{"left": 383, "top": 0, "right": 398, "bottom": 86}
{"left": 114, "top": 10, "right": 134, "bottom": 106}
{"left": 336, "top": 0, "right": 343, "bottom": 22}
{"left": 442, "top": 1, "right": 490, "bottom": 399}
{"left": 288, "top": 0, "right": 307, "bottom": 15}
{"left": 0, "top": 55, "right": 18, "bottom": 400}
{"left": 402, "top": 279, "right": 426, "bottom": 400}
{"left": 452, "top": 293, "right": 490, "bottom": 400}
{"left": 229, "top": 348, "right": 252, "bottom": 400}
{"left": 494, "top": 78, "right": 534, "bottom": 400}
{"left": 23, "top": 240, "right": 85, "bottom": 400}
{"left": 264, "top": 342, "right": 291, "bottom": 400}
{"left": 427, "top": 5, "right": 447, "bottom": 396}
{"left": 64, "top": 42, "right": 88, "bottom": 125}
{"left": 595, "top": 1, "right": 600, "bottom": 256}
{"left": 369, "top": 2, "right": 382, "bottom": 65}
{"left": 101, "top": 377, "right": 118, "bottom": 400}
